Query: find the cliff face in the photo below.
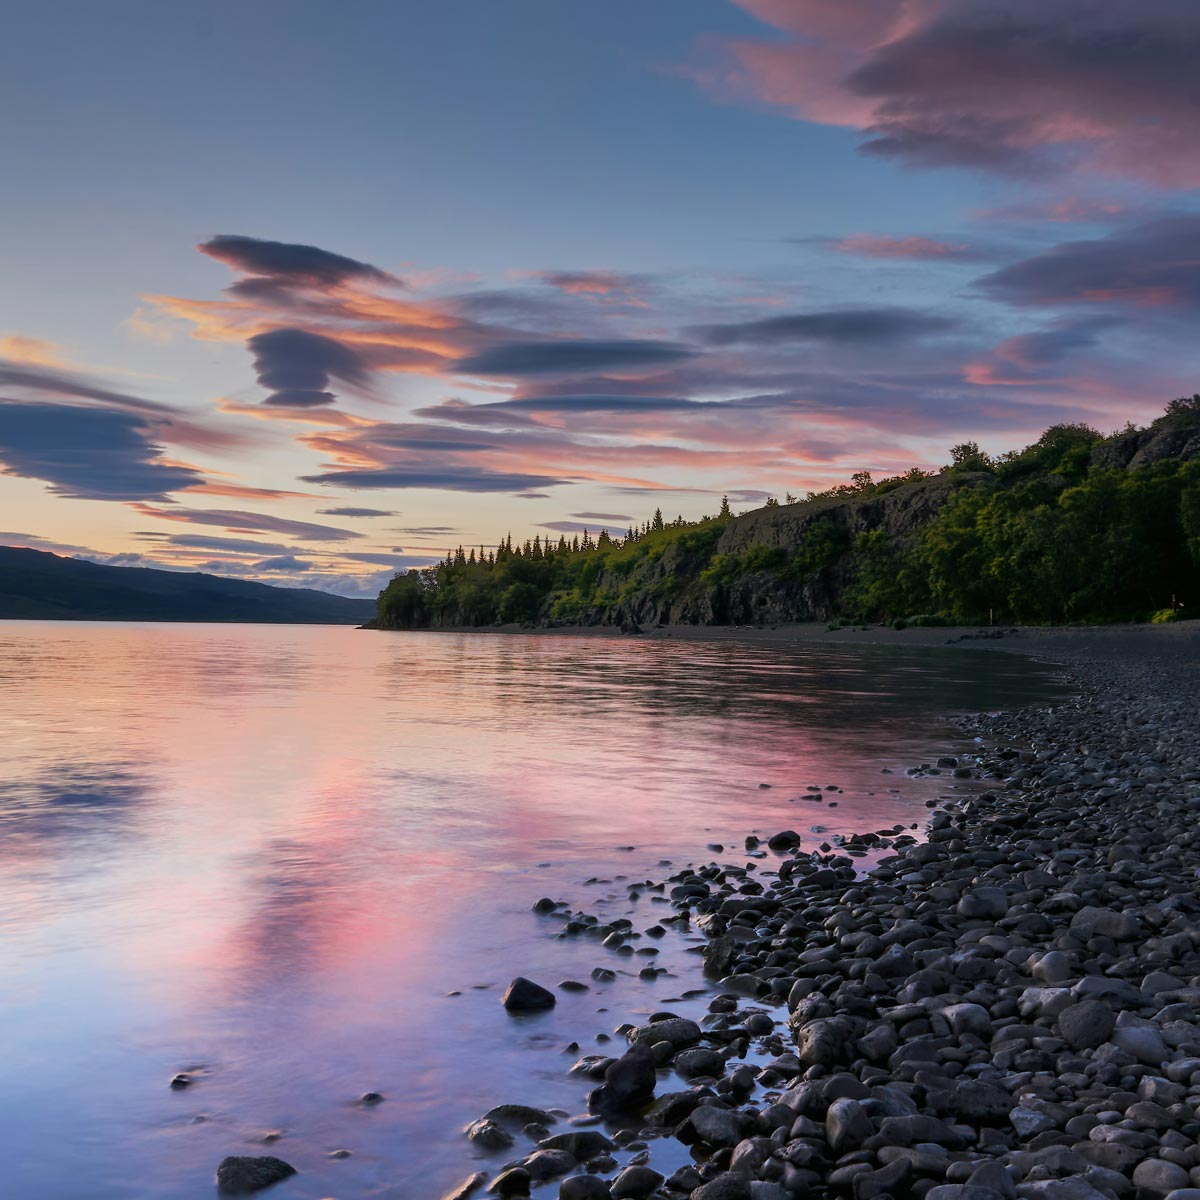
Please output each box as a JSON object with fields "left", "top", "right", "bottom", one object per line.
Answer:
{"left": 1092, "top": 421, "right": 1200, "bottom": 471}
{"left": 575, "top": 473, "right": 967, "bottom": 628}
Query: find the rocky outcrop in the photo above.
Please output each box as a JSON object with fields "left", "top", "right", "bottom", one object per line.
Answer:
{"left": 576, "top": 474, "right": 968, "bottom": 628}
{"left": 1091, "top": 420, "right": 1200, "bottom": 471}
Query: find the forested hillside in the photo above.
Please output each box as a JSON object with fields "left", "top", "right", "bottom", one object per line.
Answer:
{"left": 376, "top": 397, "right": 1200, "bottom": 630}
{"left": 0, "top": 548, "right": 374, "bottom": 624}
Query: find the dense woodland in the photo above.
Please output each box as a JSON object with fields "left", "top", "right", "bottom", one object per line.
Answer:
{"left": 377, "top": 398, "right": 1200, "bottom": 629}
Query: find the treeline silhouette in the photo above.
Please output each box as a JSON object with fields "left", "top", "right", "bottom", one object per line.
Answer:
{"left": 377, "top": 397, "right": 1200, "bottom": 629}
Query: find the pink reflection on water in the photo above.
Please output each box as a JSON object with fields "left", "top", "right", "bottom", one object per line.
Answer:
{"left": 0, "top": 622, "right": 1060, "bottom": 1199}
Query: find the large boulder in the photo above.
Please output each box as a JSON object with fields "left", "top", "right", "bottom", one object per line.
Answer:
{"left": 502, "top": 977, "right": 557, "bottom": 1011}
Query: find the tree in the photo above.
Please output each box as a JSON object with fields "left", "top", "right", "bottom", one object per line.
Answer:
{"left": 652, "top": 508, "right": 664, "bottom": 532}
{"left": 948, "top": 442, "right": 994, "bottom": 473}
{"left": 719, "top": 495, "right": 732, "bottom": 519}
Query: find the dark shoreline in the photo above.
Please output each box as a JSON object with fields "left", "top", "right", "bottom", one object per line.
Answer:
{"left": 451, "top": 623, "right": 1200, "bottom": 1200}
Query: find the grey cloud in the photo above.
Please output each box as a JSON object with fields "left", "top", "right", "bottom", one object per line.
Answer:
{"left": 199, "top": 235, "right": 397, "bottom": 288}
{"left": 700, "top": 307, "right": 957, "bottom": 345}
{"left": 135, "top": 506, "right": 363, "bottom": 542}
{"left": 976, "top": 215, "right": 1200, "bottom": 310}
{"left": 247, "top": 328, "right": 371, "bottom": 408}
{"left": 456, "top": 339, "right": 695, "bottom": 376}
{"left": 302, "top": 466, "right": 570, "bottom": 493}
{"left": 0, "top": 402, "right": 203, "bottom": 501}
{"left": 254, "top": 555, "right": 312, "bottom": 572}
{"left": 317, "top": 507, "right": 396, "bottom": 518}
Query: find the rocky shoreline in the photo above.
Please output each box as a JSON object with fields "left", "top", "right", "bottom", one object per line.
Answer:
{"left": 447, "top": 626, "right": 1200, "bottom": 1200}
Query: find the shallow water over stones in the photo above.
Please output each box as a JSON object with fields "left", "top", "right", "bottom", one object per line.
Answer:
{"left": 0, "top": 622, "right": 1061, "bottom": 1198}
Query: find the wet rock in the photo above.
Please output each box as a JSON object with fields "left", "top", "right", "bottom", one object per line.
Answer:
{"left": 215, "top": 1156, "right": 297, "bottom": 1194}
{"left": 675, "top": 1047, "right": 724, "bottom": 1078}
{"left": 540, "top": 1131, "right": 615, "bottom": 1160}
{"left": 589, "top": 1044, "right": 657, "bottom": 1116}
{"left": 467, "top": 1119, "right": 514, "bottom": 1149}
{"left": 628, "top": 1017, "right": 701, "bottom": 1050}
{"left": 523, "top": 1149, "right": 576, "bottom": 1180}
{"left": 490, "top": 1166, "right": 532, "bottom": 1197}
{"left": 502, "top": 977, "right": 557, "bottom": 1011}
{"left": 688, "top": 1103, "right": 746, "bottom": 1148}
{"left": 794, "top": 1017, "right": 850, "bottom": 1066}
{"left": 690, "top": 1175, "right": 753, "bottom": 1200}
{"left": 826, "top": 1097, "right": 874, "bottom": 1154}
{"left": 484, "top": 1104, "right": 556, "bottom": 1128}
{"left": 767, "top": 831, "right": 801, "bottom": 852}
{"left": 610, "top": 1165, "right": 664, "bottom": 1198}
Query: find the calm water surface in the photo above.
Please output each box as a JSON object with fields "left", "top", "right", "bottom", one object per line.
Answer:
{"left": 0, "top": 623, "right": 1062, "bottom": 1198}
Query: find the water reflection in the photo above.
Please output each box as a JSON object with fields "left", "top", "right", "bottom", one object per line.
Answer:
{"left": 0, "top": 624, "right": 1064, "bottom": 1199}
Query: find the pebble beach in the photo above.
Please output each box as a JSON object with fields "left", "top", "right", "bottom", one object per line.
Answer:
{"left": 441, "top": 623, "right": 1200, "bottom": 1200}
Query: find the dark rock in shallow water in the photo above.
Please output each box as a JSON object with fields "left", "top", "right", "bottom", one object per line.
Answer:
{"left": 686, "top": 1102, "right": 745, "bottom": 1148}
{"left": 766, "top": 830, "right": 801, "bottom": 852}
{"left": 628, "top": 1016, "right": 701, "bottom": 1050}
{"left": 588, "top": 1044, "right": 656, "bottom": 1116}
{"left": 540, "top": 1130, "right": 615, "bottom": 1160}
{"left": 466, "top": 1118, "right": 513, "bottom": 1149}
{"left": 522, "top": 1149, "right": 575, "bottom": 1180}
{"left": 610, "top": 1165, "right": 664, "bottom": 1198}
{"left": 483, "top": 1103, "right": 556, "bottom": 1128}
{"left": 215, "top": 1155, "right": 296, "bottom": 1194}
{"left": 502, "top": 977, "right": 557, "bottom": 1011}
{"left": 490, "top": 1165, "right": 532, "bottom": 1197}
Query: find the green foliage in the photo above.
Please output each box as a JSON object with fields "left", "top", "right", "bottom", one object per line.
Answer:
{"left": 916, "top": 457, "right": 1199, "bottom": 623}
{"left": 838, "top": 530, "right": 929, "bottom": 621}
{"left": 1151, "top": 608, "right": 1185, "bottom": 624}
{"left": 785, "top": 517, "right": 850, "bottom": 579}
{"left": 377, "top": 399, "right": 1200, "bottom": 630}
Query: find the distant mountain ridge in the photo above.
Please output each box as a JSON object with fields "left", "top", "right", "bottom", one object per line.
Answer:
{"left": 0, "top": 547, "right": 374, "bottom": 624}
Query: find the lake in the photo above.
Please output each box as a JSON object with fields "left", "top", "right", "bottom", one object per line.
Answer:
{"left": 0, "top": 622, "right": 1062, "bottom": 1198}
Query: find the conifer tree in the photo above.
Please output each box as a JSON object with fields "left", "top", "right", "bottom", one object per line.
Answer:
{"left": 719, "top": 494, "right": 732, "bottom": 519}
{"left": 652, "top": 508, "right": 664, "bottom": 532}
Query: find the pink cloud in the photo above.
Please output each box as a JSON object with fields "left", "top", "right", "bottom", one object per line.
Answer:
{"left": 702, "top": 1, "right": 1200, "bottom": 185}
{"left": 833, "top": 234, "right": 972, "bottom": 259}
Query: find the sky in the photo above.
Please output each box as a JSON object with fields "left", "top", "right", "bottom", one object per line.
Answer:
{"left": 3, "top": 0, "right": 1200, "bottom": 597}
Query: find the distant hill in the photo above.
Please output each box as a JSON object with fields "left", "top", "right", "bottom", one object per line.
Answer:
{"left": 0, "top": 547, "right": 374, "bottom": 624}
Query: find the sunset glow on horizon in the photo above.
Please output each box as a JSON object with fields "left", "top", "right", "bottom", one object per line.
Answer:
{"left": 4, "top": 0, "right": 1200, "bottom": 596}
